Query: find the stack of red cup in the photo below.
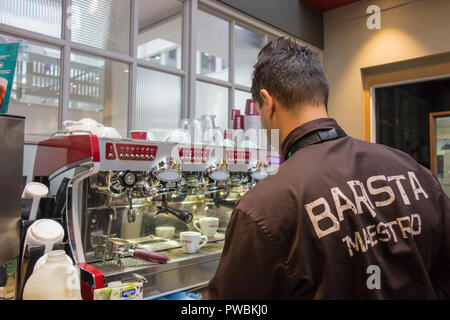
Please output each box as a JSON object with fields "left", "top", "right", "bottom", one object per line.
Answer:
{"left": 245, "top": 99, "right": 259, "bottom": 116}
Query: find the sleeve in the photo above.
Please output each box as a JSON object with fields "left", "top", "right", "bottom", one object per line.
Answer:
{"left": 430, "top": 179, "right": 450, "bottom": 299}
{"left": 203, "top": 208, "right": 291, "bottom": 300}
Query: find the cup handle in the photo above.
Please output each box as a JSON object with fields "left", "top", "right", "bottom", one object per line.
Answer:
{"left": 193, "top": 220, "right": 201, "bottom": 233}
{"left": 198, "top": 235, "right": 208, "bottom": 249}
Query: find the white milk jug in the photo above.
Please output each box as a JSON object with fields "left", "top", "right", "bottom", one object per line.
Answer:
{"left": 22, "top": 250, "right": 82, "bottom": 300}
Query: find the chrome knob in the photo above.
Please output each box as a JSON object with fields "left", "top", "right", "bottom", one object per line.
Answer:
{"left": 119, "top": 153, "right": 124, "bottom": 159}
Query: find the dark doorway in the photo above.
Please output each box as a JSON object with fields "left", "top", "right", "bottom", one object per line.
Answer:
{"left": 375, "top": 77, "right": 450, "bottom": 169}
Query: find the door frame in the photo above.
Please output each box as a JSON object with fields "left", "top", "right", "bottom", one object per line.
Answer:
{"left": 368, "top": 74, "right": 450, "bottom": 143}
{"left": 361, "top": 52, "right": 450, "bottom": 143}
{"left": 429, "top": 111, "right": 450, "bottom": 174}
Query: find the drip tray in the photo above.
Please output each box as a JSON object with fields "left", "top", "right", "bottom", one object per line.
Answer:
{"left": 136, "top": 233, "right": 225, "bottom": 252}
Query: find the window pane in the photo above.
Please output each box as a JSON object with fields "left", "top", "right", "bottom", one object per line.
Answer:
{"left": 137, "top": 0, "right": 182, "bottom": 69}
{"left": 196, "top": 81, "right": 228, "bottom": 130}
{"left": 235, "top": 26, "right": 264, "bottom": 87}
{"left": 196, "top": 11, "right": 229, "bottom": 81}
{"left": 135, "top": 67, "right": 181, "bottom": 138}
{"left": 0, "top": 35, "right": 60, "bottom": 135}
{"left": 234, "top": 90, "right": 252, "bottom": 115}
{"left": 71, "top": 0, "right": 131, "bottom": 55}
{"left": 68, "top": 52, "right": 129, "bottom": 137}
{"left": 0, "top": 0, "right": 62, "bottom": 38}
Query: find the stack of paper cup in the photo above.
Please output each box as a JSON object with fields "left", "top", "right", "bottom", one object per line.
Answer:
{"left": 243, "top": 99, "right": 261, "bottom": 147}
{"left": 232, "top": 114, "right": 245, "bottom": 147}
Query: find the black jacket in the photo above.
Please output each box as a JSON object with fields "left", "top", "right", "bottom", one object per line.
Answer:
{"left": 204, "top": 118, "right": 450, "bottom": 299}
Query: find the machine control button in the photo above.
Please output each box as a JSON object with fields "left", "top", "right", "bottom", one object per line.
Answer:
{"left": 145, "top": 155, "right": 149, "bottom": 160}
{"left": 108, "top": 153, "right": 113, "bottom": 159}
{"left": 119, "top": 153, "right": 124, "bottom": 159}
{"left": 150, "top": 155, "right": 155, "bottom": 161}
{"left": 125, "top": 154, "right": 129, "bottom": 159}
{"left": 135, "top": 154, "right": 140, "bottom": 160}
{"left": 130, "top": 154, "right": 135, "bottom": 160}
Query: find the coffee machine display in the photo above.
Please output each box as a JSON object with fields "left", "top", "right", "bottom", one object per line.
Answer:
{"left": 32, "top": 133, "right": 280, "bottom": 299}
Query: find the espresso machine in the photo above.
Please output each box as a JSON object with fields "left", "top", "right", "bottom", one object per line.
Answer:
{"left": 32, "top": 133, "right": 280, "bottom": 299}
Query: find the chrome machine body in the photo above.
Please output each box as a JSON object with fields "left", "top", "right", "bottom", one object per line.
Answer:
{"left": 32, "top": 133, "right": 280, "bottom": 299}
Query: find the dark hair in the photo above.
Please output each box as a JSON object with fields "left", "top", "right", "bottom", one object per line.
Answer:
{"left": 251, "top": 37, "right": 329, "bottom": 109}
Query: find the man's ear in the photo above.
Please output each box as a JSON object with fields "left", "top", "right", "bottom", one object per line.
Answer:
{"left": 259, "top": 89, "right": 274, "bottom": 119}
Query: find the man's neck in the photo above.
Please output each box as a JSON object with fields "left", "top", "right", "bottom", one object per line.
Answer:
{"left": 278, "top": 105, "right": 329, "bottom": 146}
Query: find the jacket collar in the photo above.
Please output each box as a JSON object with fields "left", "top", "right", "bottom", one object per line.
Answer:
{"left": 281, "top": 118, "right": 344, "bottom": 161}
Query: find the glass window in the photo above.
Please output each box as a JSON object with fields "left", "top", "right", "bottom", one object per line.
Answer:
{"left": 0, "top": 0, "right": 62, "bottom": 38}
{"left": 68, "top": 52, "right": 129, "bottom": 137}
{"left": 196, "top": 11, "right": 229, "bottom": 81}
{"left": 71, "top": 0, "right": 131, "bottom": 55}
{"left": 234, "top": 90, "right": 252, "bottom": 115}
{"left": 137, "top": 0, "right": 182, "bottom": 69}
{"left": 0, "top": 35, "right": 60, "bottom": 135}
{"left": 196, "top": 81, "right": 228, "bottom": 130}
{"left": 235, "top": 26, "right": 264, "bottom": 87}
{"left": 135, "top": 67, "right": 181, "bottom": 139}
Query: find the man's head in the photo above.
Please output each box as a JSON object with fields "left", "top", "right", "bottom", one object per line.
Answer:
{"left": 251, "top": 37, "right": 329, "bottom": 143}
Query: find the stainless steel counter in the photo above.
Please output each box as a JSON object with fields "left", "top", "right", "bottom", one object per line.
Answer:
{"left": 91, "top": 240, "right": 224, "bottom": 299}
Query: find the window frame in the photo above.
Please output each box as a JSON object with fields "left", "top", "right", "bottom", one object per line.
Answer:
{"left": 0, "top": 0, "right": 322, "bottom": 140}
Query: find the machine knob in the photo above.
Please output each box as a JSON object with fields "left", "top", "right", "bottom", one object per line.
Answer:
{"left": 150, "top": 155, "right": 155, "bottom": 161}
{"left": 108, "top": 153, "right": 113, "bottom": 159}
{"left": 130, "top": 154, "right": 135, "bottom": 160}
{"left": 135, "top": 154, "right": 140, "bottom": 160}
{"left": 145, "top": 155, "right": 150, "bottom": 160}
{"left": 119, "top": 153, "right": 124, "bottom": 159}
{"left": 125, "top": 154, "right": 129, "bottom": 159}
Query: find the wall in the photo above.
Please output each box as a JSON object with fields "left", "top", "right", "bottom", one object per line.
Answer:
{"left": 217, "top": 0, "right": 323, "bottom": 49}
{"left": 323, "top": 0, "right": 450, "bottom": 140}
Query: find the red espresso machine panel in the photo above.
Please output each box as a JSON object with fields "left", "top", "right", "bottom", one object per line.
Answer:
{"left": 178, "top": 148, "right": 211, "bottom": 163}
{"left": 105, "top": 143, "right": 158, "bottom": 161}
{"left": 226, "top": 150, "right": 251, "bottom": 164}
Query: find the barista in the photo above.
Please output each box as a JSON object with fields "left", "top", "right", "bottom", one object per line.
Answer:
{"left": 203, "top": 37, "right": 450, "bottom": 299}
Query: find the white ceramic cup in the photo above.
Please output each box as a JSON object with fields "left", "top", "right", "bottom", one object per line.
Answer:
{"left": 165, "top": 129, "right": 191, "bottom": 144}
{"left": 69, "top": 118, "right": 104, "bottom": 136}
{"left": 155, "top": 226, "right": 175, "bottom": 239}
{"left": 24, "top": 219, "right": 65, "bottom": 254}
{"left": 194, "top": 217, "right": 219, "bottom": 237}
{"left": 102, "top": 127, "right": 122, "bottom": 139}
{"left": 179, "top": 231, "right": 208, "bottom": 254}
